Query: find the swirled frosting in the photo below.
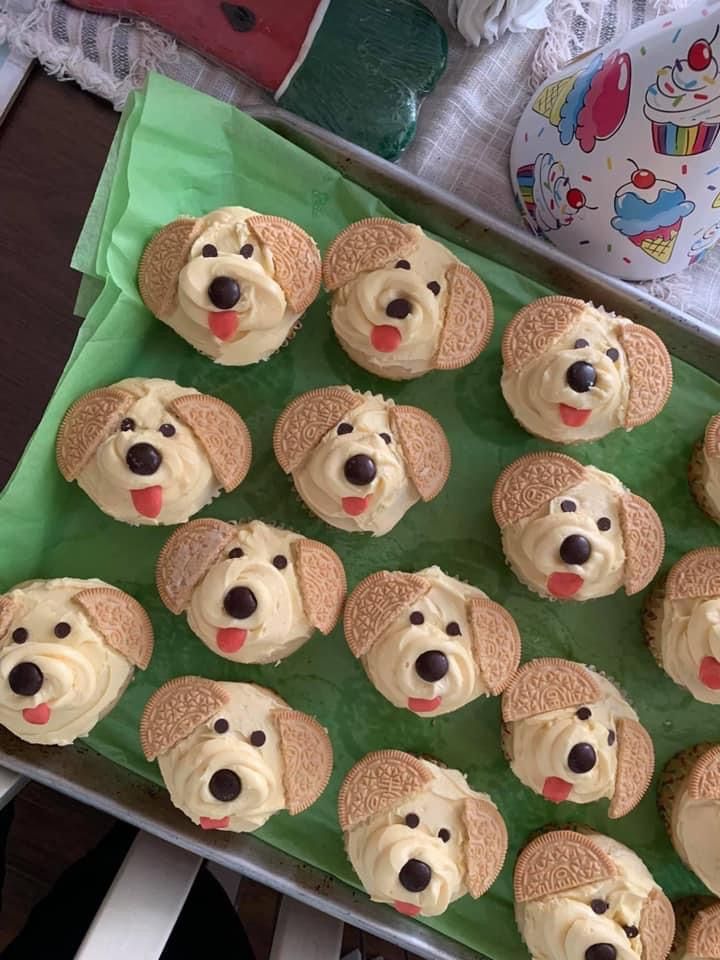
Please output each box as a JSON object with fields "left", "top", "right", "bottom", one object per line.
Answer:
{"left": 672, "top": 777, "right": 720, "bottom": 897}
{"left": 0, "top": 578, "right": 134, "bottom": 745}
{"left": 363, "top": 566, "right": 489, "bottom": 716}
{"left": 517, "top": 833, "right": 657, "bottom": 960}
{"left": 644, "top": 53, "right": 720, "bottom": 129}
{"left": 345, "top": 759, "right": 490, "bottom": 917}
{"left": 293, "top": 391, "right": 418, "bottom": 535}
{"left": 502, "top": 466, "right": 626, "bottom": 601}
{"left": 656, "top": 593, "right": 720, "bottom": 704}
{"left": 78, "top": 378, "right": 219, "bottom": 526}
{"left": 504, "top": 673, "right": 636, "bottom": 804}
{"left": 166, "top": 206, "right": 299, "bottom": 366}
{"left": 187, "top": 521, "right": 312, "bottom": 664}
{"left": 502, "top": 307, "right": 631, "bottom": 443}
{"left": 331, "top": 231, "right": 452, "bottom": 379}
{"left": 158, "top": 682, "right": 287, "bottom": 833}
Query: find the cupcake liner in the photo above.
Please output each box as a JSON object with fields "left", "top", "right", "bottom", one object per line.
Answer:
{"left": 688, "top": 437, "right": 720, "bottom": 522}
{"left": 671, "top": 896, "right": 719, "bottom": 960}
{"left": 642, "top": 580, "right": 666, "bottom": 669}
{"left": 658, "top": 743, "right": 716, "bottom": 836}
{"left": 651, "top": 120, "right": 720, "bottom": 157}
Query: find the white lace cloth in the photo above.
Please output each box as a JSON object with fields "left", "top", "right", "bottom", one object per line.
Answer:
{"left": 1, "top": 0, "right": 716, "bottom": 324}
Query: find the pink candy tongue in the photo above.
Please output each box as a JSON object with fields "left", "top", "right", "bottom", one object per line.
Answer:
{"left": 408, "top": 696, "right": 442, "bottom": 713}
{"left": 547, "top": 572, "right": 584, "bottom": 598}
{"left": 559, "top": 404, "right": 591, "bottom": 427}
{"left": 216, "top": 628, "right": 247, "bottom": 653}
{"left": 543, "top": 777, "right": 573, "bottom": 803}
{"left": 700, "top": 656, "right": 720, "bottom": 690}
{"left": 371, "top": 325, "right": 402, "bottom": 352}
{"left": 394, "top": 901, "right": 421, "bottom": 916}
{"left": 23, "top": 703, "right": 50, "bottom": 725}
{"left": 342, "top": 496, "right": 369, "bottom": 516}
{"left": 131, "top": 486, "right": 163, "bottom": 518}
{"left": 200, "top": 816, "right": 229, "bottom": 830}
{"left": 208, "top": 311, "right": 238, "bottom": 341}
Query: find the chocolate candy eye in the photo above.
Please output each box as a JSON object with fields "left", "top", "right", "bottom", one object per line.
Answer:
{"left": 446, "top": 622, "right": 461, "bottom": 637}
{"left": 395, "top": 259, "right": 411, "bottom": 269}
{"left": 54, "top": 622, "right": 71, "bottom": 639}
{"left": 380, "top": 432, "right": 391, "bottom": 444}
{"left": 574, "top": 338, "right": 589, "bottom": 348}
{"left": 597, "top": 517, "right": 611, "bottom": 531}
{"left": 591, "top": 899, "right": 609, "bottom": 914}
{"left": 623, "top": 926, "right": 639, "bottom": 939}
{"left": 250, "top": 730, "right": 266, "bottom": 747}
{"left": 12, "top": 627, "right": 27, "bottom": 644}
{"left": 438, "top": 828, "right": 451, "bottom": 843}
{"left": 337, "top": 422, "right": 353, "bottom": 435}
{"left": 427, "top": 281, "right": 440, "bottom": 296}
{"left": 576, "top": 707, "right": 591, "bottom": 720}
{"left": 607, "top": 730, "right": 616, "bottom": 746}
{"left": 120, "top": 418, "right": 135, "bottom": 432}
{"left": 272, "top": 555, "right": 288, "bottom": 570}
{"left": 568, "top": 742, "right": 597, "bottom": 773}
{"left": 560, "top": 499, "right": 576, "bottom": 512}
{"left": 228, "top": 547, "right": 244, "bottom": 559}
{"left": 405, "top": 812, "right": 419, "bottom": 827}
{"left": 240, "top": 243, "right": 254, "bottom": 258}
{"left": 214, "top": 718, "right": 229, "bottom": 734}
{"left": 606, "top": 348, "right": 619, "bottom": 361}
{"left": 409, "top": 611, "right": 424, "bottom": 625}
{"left": 202, "top": 244, "right": 218, "bottom": 258}
{"left": 159, "top": 423, "right": 176, "bottom": 437}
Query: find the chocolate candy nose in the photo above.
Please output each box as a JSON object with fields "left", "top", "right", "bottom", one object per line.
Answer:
{"left": 566, "top": 360, "right": 596, "bottom": 393}
{"left": 208, "top": 769, "right": 242, "bottom": 802}
{"left": 208, "top": 276, "right": 241, "bottom": 309}
{"left": 585, "top": 945, "right": 616, "bottom": 960}
{"left": 560, "top": 534, "right": 592, "bottom": 566}
{"left": 223, "top": 586, "right": 257, "bottom": 620}
{"left": 568, "top": 742, "right": 597, "bottom": 773}
{"left": 386, "top": 298, "right": 411, "bottom": 319}
{"left": 415, "top": 650, "right": 449, "bottom": 682}
{"left": 126, "top": 442, "right": 162, "bottom": 476}
{"left": 399, "top": 858, "right": 432, "bottom": 893}
{"left": 344, "top": 454, "right": 377, "bottom": 486}
{"left": 8, "top": 662, "right": 44, "bottom": 697}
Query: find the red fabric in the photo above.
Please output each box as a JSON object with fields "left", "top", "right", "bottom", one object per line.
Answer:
{"left": 65, "top": 0, "right": 324, "bottom": 91}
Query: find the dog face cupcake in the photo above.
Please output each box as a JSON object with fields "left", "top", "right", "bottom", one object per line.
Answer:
{"left": 338, "top": 750, "right": 507, "bottom": 918}
{"left": 502, "top": 659, "right": 654, "bottom": 817}
{"left": 344, "top": 566, "right": 520, "bottom": 717}
{"left": 644, "top": 548, "right": 720, "bottom": 704}
{"left": 273, "top": 386, "right": 451, "bottom": 536}
{"left": 671, "top": 898, "right": 720, "bottom": 960}
{"left": 0, "top": 578, "right": 153, "bottom": 745}
{"left": 141, "top": 677, "right": 333, "bottom": 833}
{"left": 57, "top": 378, "right": 251, "bottom": 525}
{"left": 139, "top": 207, "right": 321, "bottom": 365}
{"left": 323, "top": 218, "right": 493, "bottom": 380}
{"left": 156, "top": 519, "right": 346, "bottom": 664}
{"left": 493, "top": 453, "right": 664, "bottom": 600}
{"left": 515, "top": 830, "right": 675, "bottom": 960}
{"left": 501, "top": 297, "right": 672, "bottom": 443}
{"left": 660, "top": 745, "right": 720, "bottom": 898}
{"left": 690, "top": 414, "right": 720, "bottom": 523}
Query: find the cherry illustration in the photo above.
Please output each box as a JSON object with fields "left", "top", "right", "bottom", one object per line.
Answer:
{"left": 566, "top": 188, "right": 586, "bottom": 209}
{"left": 687, "top": 26, "right": 719, "bottom": 71}
{"left": 631, "top": 168, "right": 656, "bottom": 190}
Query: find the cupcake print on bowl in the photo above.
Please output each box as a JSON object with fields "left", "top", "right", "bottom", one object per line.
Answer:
{"left": 516, "top": 152, "right": 595, "bottom": 237}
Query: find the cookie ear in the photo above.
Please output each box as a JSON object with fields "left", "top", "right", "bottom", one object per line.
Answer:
{"left": 291, "top": 539, "right": 346, "bottom": 635}
{"left": 502, "top": 658, "right": 600, "bottom": 723}
{"left": 0, "top": 594, "right": 19, "bottom": 642}
{"left": 705, "top": 414, "right": 720, "bottom": 459}
{"left": 609, "top": 717, "right": 655, "bottom": 818}
{"left": 619, "top": 323, "right": 673, "bottom": 428}
{"left": 688, "top": 901, "right": 720, "bottom": 959}
{"left": 156, "top": 519, "right": 236, "bottom": 614}
{"left": 463, "top": 797, "right": 508, "bottom": 898}
{"left": 688, "top": 744, "right": 720, "bottom": 800}
{"left": 138, "top": 217, "right": 202, "bottom": 319}
{"left": 390, "top": 405, "right": 451, "bottom": 502}
{"left": 666, "top": 547, "right": 720, "bottom": 601}
{"left": 640, "top": 888, "right": 675, "bottom": 960}
{"left": 343, "top": 571, "right": 429, "bottom": 657}
{"left": 168, "top": 394, "right": 251, "bottom": 492}
{"left": 246, "top": 215, "right": 321, "bottom": 313}
{"left": 433, "top": 263, "right": 494, "bottom": 370}
{"left": 73, "top": 586, "right": 154, "bottom": 670}
{"left": 338, "top": 750, "right": 433, "bottom": 832}
{"left": 273, "top": 387, "right": 363, "bottom": 474}
{"left": 467, "top": 598, "right": 521, "bottom": 695}
{"left": 501, "top": 296, "right": 586, "bottom": 373}
{"left": 140, "top": 676, "right": 228, "bottom": 761}
{"left": 322, "top": 218, "right": 421, "bottom": 291}
{"left": 619, "top": 493, "right": 665, "bottom": 596}
{"left": 514, "top": 830, "right": 618, "bottom": 903}
{"left": 492, "top": 453, "right": 585, "bottom": 528}
{"left": 56, "top": 387, "right": 135, "bottom": 481}
{"left": 272, "top": 709, "right": 333, "bottom": 815}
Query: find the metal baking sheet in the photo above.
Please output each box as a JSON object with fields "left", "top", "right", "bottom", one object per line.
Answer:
{"left": 2, "top": 103, "right": 720, "bottom": 960}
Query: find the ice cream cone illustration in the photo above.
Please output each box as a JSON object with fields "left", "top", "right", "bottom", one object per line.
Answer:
{"left": 532, "top": 49, "right": 631, "bottom": 153}
{"left": 516, "top": 152, "right": 593, "bottom": 236}
{"left": 611, "top": 162, "right": 695, "bottom": 264}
